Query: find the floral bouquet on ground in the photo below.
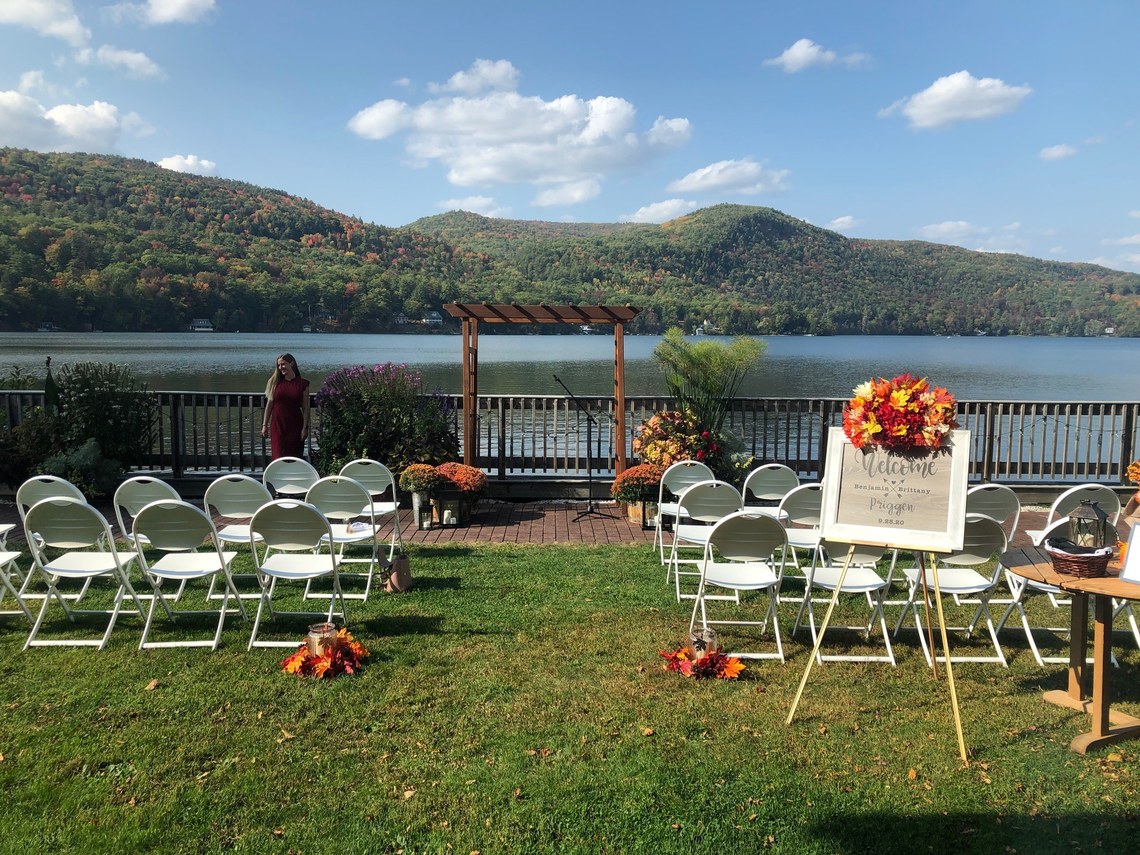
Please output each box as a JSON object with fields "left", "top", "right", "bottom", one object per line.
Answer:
{"left": 659, "top": 645, "right": 745, "bottom": 680}
{"left": 436, "top": 462, "right": 488, "bottom": 499}
{"left": 281, "top": 627, "right": 370, "bottom": 679}
{"left": 399, "top": 463, "right": 447, "bottom": 495}
{"left": 633, "top": 410, "right": 722, "bottom": 469}
{"left": 842, "top": 373, "right": 958, "bottom": 454}
{"left": 610, "top": 463, "right": 665, "bottom": 503}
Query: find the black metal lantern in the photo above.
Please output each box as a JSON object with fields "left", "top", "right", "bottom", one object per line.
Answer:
{"left": 1068, "top": 499, "right": 1113, "bottom": 548}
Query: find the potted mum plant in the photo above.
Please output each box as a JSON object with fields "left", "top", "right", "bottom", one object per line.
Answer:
{"left": 610, "top": 463, "right": 665, "bottom": 528}
{"left": 433, "top": 462, "right": 488, "bottom": 526}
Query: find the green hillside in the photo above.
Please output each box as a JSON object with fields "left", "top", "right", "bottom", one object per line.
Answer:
{"left": 3, "top": 148, "right": 1139, "bottom": 335}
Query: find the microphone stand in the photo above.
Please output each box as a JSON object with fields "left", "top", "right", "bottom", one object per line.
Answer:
{"left": 554, "top": 374, "right": 607, "bottom": 521}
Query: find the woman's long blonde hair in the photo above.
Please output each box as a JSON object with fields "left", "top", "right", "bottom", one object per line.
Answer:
{"left": 265, "top": 353, "right": 301, "bottom": 400}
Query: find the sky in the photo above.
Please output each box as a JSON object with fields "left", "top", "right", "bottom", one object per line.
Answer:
{"left": 1, "top": 0, "right": 1139, "bottom": 273}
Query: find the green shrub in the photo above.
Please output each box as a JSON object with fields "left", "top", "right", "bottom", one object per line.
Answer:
{"left": 0, "top": 408, "right": 62, "bottom": 487}
{"left": 54, "top": 361, "right": 157, "bottom": 469}
{"left": 314, "top": 363, "right": 458, "bottom": 474}
{"left": 39, "top": 437, "right": 121, "bottom": 497}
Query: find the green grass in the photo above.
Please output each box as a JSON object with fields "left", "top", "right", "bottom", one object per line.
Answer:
{"left": 1, "top": 543, "right": 1138, "bottom": 854}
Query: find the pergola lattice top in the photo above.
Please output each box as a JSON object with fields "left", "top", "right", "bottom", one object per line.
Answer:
{"left": 443, "top": 304, "right": 641, "bottom": 474}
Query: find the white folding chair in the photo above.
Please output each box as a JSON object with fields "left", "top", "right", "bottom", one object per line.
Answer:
{"left": 654, "top": 460, "right": 714, "bottom": 565}
{"left": 741, "top": 464, "right": 799, "bottom": 516}
{"left": 1025, "top": 484, "right": 1120, "bottom": 546}
{"left": 893, "top": 515, "right": 1009, "bottom": 667}
{"left": 114, "top": 476, "right": 181, "bottom": 547}
{"left": 133, "top": 499, "right": 246, "bottom": 650}
{"left": 15, "top": 475, "right": 89, "bottom": 601}
{"left": 689, "top": 511, "right": 789, "bottom": 661}
{"left": 995, "top": 518, "right": 1074, "bottom": 665}
{"left": 247, "top": 500, "right": 345, "bottom": 649}
{"left": 305, "top": 476, "right": 383, "bottom": 601}
{"left": 23, "top": 497, "right": 144, "bottom": 650}
{"left": 776, "top": 482, "right": 825, "bottom": 600}
{"left": 668, "top": 480, "right": 743, "bottom": 601}
{"left": 262, "top": 456, "right": 319, "bottom": 499}
{"left": 203, "top": 475, "right": 274, "bottom": 601}
{"left": 965, "top": 483, "right": 1021, "bottom": 543}
{"left": 0, "top": 549, "right": 32, "bottom": 623}
{"left": 338, "top": 458, "right": 403, "bottom": 560}
{"left": 797, "top": 540, "right": 896, "bottom": 665}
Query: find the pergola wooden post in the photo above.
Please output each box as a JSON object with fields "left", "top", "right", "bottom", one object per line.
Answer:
{"left": 442, "top": 304, "right": 640, "bottom": 474}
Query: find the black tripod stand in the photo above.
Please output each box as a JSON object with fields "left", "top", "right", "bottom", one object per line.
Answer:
{"left": 554, "top": 374, "right": 608, "bottom": 521}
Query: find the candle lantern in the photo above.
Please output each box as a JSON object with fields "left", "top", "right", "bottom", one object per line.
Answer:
{"left": 1068, "top": 499, "right": 1113, "bottom": 548}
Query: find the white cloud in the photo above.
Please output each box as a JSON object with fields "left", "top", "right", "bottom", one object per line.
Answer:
{"left": 880, "top": 70, "right": 1031, "bottom": 129}
{"left": 1103, "top": 233, "right": 1140, "bottom": 246}
{"left": 158, "top": 153, "right": 217, "bottom": 175}
{"left": 619, "top": 199, "right": 698, "bottom": 223}
{"left": 0, "top": 0, "right": 89, "bottom": 45}
{"left": 437, "top": 195, "right": 510, "bottom": 217}
{"left": 348, "top": 60, "right": 691, "bottom": 207}
{"left": 918, "top": 220, "right": 985, "bottom": 242}
{"left": 17, "top": 69, "right": 67, "bottom": 99}
{"left": 532, "top": 179, "right": 600, "bottom": 207}
{"left": 1129, "top": 210, "right": 1140, "bottom": 218}
{"left": 106, "top": 0, "right": 215, "bottom": 25}
{"left": 763, "top": 38, "right": 866, "bottom": 73}
{"left": 1040, "top": 143, "right": 1077, "bottom": 160}
{"left": 0, "top": 90, "right": 143, "bottom": 150}
{"left": 1090, "top": 254, "right": 1140, "bottom": 273}
{"left": 666, "top": 158, "right": 790, "bottom": 195}
{"left": 428, "top": 58, "right": 518, "bottom": 94}
{"left": 75, "top": 45, "right": 164, "bottom": 79}
{"left": 828, "top": 215, "right": 859, "bottom": 231}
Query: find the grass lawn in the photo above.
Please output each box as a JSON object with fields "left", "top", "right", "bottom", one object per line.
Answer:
{"left": 1, "top": 542, "right": 1138, "bottom": 853}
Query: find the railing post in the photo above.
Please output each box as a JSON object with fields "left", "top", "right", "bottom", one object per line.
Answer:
{"left": 1120, "top": 404, "right": 1136, "bottom": 485}
{"left": 981, "top": 403, "right": 995, "bottom": 483}
{"left": 497, "top": 398, "right": 507, "bottom": 479}
{"left": 170, "top": 394, "right": 185, "bottom": 479}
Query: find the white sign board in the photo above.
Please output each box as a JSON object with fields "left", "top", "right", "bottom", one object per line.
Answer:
{"left": 819, "top": 427, "right": 970, "bottom": 553}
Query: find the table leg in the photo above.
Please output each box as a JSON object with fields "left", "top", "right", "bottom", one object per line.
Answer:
{"left": 1069, "top": 594, "right": 1140, "bottom": 755}
{"left": 1043, "top": 592, "right": 1088, "bottom": 712}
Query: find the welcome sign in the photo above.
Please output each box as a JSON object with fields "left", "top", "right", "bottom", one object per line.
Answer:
{"left": 820, "top": 427, "right": 970, "bottom": 553}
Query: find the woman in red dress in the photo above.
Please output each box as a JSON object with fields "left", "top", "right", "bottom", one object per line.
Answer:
{"left": 261, "top": 353, "right": 310, "bottom": 460}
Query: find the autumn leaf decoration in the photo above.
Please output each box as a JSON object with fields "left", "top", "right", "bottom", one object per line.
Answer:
{"left": 281, "top": 627, "right": 370, "bottom": 679}
{"left": 659, "top": 646, "right": 745, "bottom": 680}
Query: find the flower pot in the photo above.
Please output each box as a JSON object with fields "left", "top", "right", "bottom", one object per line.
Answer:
{"left": 624, "top": 500, "right": 657, "bottom": 529}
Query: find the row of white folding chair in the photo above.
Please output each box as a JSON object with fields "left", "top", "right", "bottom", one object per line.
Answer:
{"left": 1024, "top": 483, "right": 1120, "bottom": 546}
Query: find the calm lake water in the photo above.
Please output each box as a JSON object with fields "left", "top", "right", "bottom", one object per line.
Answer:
{"left": 2, "top": 332, "right": 1138, "bottom": 400}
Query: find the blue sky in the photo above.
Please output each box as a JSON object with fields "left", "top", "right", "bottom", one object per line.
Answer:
{"left": 1, "top": 0, "right": 1139, "bottom": 273}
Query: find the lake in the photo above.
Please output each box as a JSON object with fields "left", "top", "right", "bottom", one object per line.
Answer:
{"left": 2, "top": 331, "right": 1138, "bottom": 400}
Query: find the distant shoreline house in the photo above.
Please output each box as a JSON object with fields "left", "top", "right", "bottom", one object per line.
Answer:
{"left": 189, "top": 318, "right": 214, "bottom": 332}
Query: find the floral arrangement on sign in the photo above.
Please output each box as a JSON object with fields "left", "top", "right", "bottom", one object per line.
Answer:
{"left": 281, "top": 627, "right": 370, "bottom": 679}
{"left": 436, "top": 461, "right": 488, "bottom": 498}
{"left": 610, "top": 463, "right": 665, "bottom": 503}
{"left": 659, "top": 645, "right": 745, "bottom": 680}
{"left": 842, "top": 374, "right": 959, "bottom": 453}
{"left": 633, "top": 410, "right": 722, "bottom": 469}
{"left": 399, "top": 463, "right": 447, "bottom": 495}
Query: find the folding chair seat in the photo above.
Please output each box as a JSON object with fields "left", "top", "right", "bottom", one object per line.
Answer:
{"left": 133, "top": 500, "right": 246, "bottom": 650}
{"left": 22, "top": 497, "right": 144, "bottom": 650}
{"left": 741, "top": 464, "right": 799, "bottom": 517}
{"left": 263, "top": 456, "right": 319, "bottom": 499}
{"left": 338, "top": 458, "right": 403, "bottom": 560}
{"left": 247, "top": 500, "right": 346, "bottom": 649}
{"left": 305, "top": 476, "right": 383, "bottom": 601}
{"left": 689, "top": 511, "right": 789, "bottom": 661}
{"left": 893, "top": 515, "right": 1009, "bottom": 667}
{"left": 667, "top": 480, "right": 743, "bottom": 601}
{"left": 653, "top": 460, "right": 714, "bottom": 565}
{"left": 796, "top": 540, "right": 896, "bottom": 665}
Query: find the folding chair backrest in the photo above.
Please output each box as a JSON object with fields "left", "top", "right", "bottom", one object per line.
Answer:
{"left": 943, "top": 515, "right": 1007, "bottom": 568}
{"left": 677, "top": 481, "right": 743, "bottom": 524}
{"left": 965, "top": 483, "right": 1020, "bottom": 540}
{"left": 742, "top": 464, "right": 799, "bottom": 504}
{"left": 204, "top": 474, "right": 272, "bottom": 520}
{"left": 133, "top": 500, "right": 216, "bottom": 553}
{"left": 262, "top": 457, "right": 319, "bottom": 496}
{"left": 17, "top": 475, "right": 85, "bottom": 524}
{"left": 779, "top": 483, "right": 823, "bottom": 528}
{"left": 250, "top": 500, "right": 332, "bottom": 553}
{"left": 115, "top": 476, "right": 181, "bottom": 539}
{"left": 709, "top": 511, "right": 788, "bottom": 562}
{"left": 306, "top": 476, "right": 372, "bottom": 522}
{"left": 339, "top": 459, "right": 395, "bottom": 499}
{"left": 25, "top": 497, "right": 110, "bottom": 552}
{"left": 658, "top": 460, "right": 714, "bottom": 503}
{"left": 1047, "top": 484, "right": 1121, "bottom": 526}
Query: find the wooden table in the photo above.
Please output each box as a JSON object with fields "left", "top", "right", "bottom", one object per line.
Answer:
{"left": 1001, "top": 545, "right": 1140, "bottom": 754}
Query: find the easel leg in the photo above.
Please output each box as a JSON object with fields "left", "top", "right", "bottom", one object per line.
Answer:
{"left": 930, "top": 558, "right": 969, "bottom": 765}
{"left": 787, "top": 545, "right": 854, "bottom": 725}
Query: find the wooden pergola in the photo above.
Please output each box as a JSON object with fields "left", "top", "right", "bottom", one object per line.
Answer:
{"left": 442, "top": 304, "right": 641, "bottom": 474}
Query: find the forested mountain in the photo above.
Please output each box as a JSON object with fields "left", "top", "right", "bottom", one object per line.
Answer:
{"left": 3, "top": 147, "right": 1139, "bottom": 336}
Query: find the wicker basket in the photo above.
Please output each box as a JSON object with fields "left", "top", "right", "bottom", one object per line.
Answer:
{"left": 1046, "top": 548, "right": 1111, "bottom": 579}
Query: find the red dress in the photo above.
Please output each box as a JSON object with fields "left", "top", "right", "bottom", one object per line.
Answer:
{"left": 268, "top": 376, "right": 309, "bottom": 460}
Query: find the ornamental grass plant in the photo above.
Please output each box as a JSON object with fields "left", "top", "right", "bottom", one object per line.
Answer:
{"left": 1, "top": 541, "right": 1138, "bottom": 853}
